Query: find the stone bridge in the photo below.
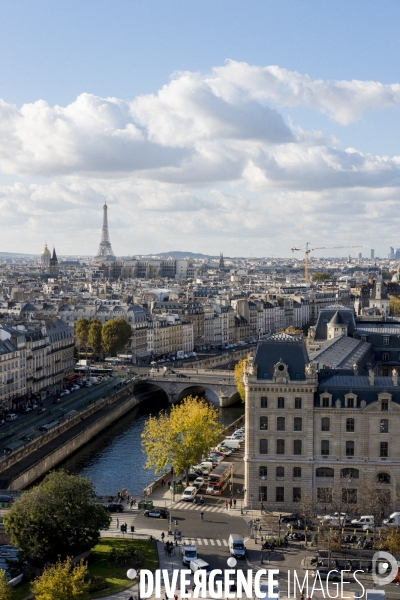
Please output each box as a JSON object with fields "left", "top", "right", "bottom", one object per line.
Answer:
{"left": 135, "top": 370, "right": 240, "bottom": 407}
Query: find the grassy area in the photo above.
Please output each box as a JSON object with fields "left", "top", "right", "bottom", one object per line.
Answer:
{"left": 10, "top": 538, "right": 158, "bottom": 600}
{"left": 87, "top": 537, "right": 158, "bottom": 598}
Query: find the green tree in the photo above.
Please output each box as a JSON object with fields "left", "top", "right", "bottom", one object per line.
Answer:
{"left": 31, "top": 558, "right": 89, "bottom": 600}
{"left": 102, "top": 318, "right": 131, "bottom": 355}
{"left": 88, "top": 319, "right": 103, "bottom": 359}
{"left": 142, "top": 396, "right": 225, "bottom": 485}
{"left": 4, "top": 471, "right": 111, "bottom": 566}
{"left": 389, "top": 295, "right": 400, "bottom": 315}
{"left": 312, "top": 272, "right": 330, "bottom": 282}
{"left": 0, "top": 570, "right": 11, "bottom": 600}
{"left": 75, "top": 318, "right": 90, "bottom": 356}
{"left": 234, "top": 356, "right": 249, "bottom": 402}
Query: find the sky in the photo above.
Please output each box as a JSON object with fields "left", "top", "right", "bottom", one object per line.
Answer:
{"left": 1, "top": 0, "right": 400, "bottom": 258}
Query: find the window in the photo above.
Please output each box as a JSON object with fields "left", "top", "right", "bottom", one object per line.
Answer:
{"left": 260, "top": 439, "right": 268, "bottom": 454}
{"left": 276, "top": 466, "right": 284, "bottom": 478}
{"left": 382, "top": 352, "right": 389, "bottom": 362}
{"left": 346, "top": 418, "right": 355, "bottom": 432}
{"left": 294, "top": 417, "right": 302, "bottom": 431}
{"left": 347, "top": 397, "right": 354, "bottom": 408}
{"left": 321, "top": 417, "right": 330, "bottom": 431}
{"left": 293, "top": 487, "right": 301, "bottom": 502}
{"left": 383, "top": 336, "right": 389, "bottom": 346}
{"left": 295, "top": 397, "right": 302, "bottom": 409}
{"left": 341, "top": 468, "right": 359, "bottom": 479}
{"left": 380, "top": 419, "right": 389, "bottom": 433}
{"left": 260, "top": 396, "right": 268, "bottom": 408}
{"left": 277, "top": 439, "right": 285, "bottom": 454}
{"left": 260, "top": 486, "right": 267, "bottom": 501}
{"left": 276, "top": 487, "right": 284, "bottom": 502}
{"left": 316, "top": 467, "right": 334, "bottom": 477}
{"left": 277, "top": 417, "right": 285, "bottom": 431}
{"left": 321, "top": 440, "right": 330, "bottom": 455}
{"left": 381, "top": 400, "right": 389, "bottom": 411}
{"left": 346, "top": 441, "right": 355, "bottom": 456}
{"left": 377, "top": 472, "right": 390, "bottom": 484}
{"left": 293, "top": 440, "right": 302, "bottom": 455}
{"left": 260, "top": 416, "right": 268, "bottom": 430}
{"left": 342, "top": 489, "right": 357, "bottom": 504}
{"left": 293, "top": 467, "right": 301, "bottom": 478}
{"left": 380, "top": 442, "right": 388, "bottom": 457}
{"left": 259, "top": 466, "right": 268, "bottom": 478}
{"left": 277, "top": 397, "right": 285, "bottom": 409}
{"left": 317, "top": 488, "right": 332, "bottom": 502}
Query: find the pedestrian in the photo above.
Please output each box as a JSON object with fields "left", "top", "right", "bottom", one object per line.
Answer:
{"left": 200, "top": 511, "right": 204, "bottom": 520}
{"left": 233, "top": 498, "right": 236, "bottom": 508}
{"left": 124, "top": 522, "right": 127, "bottom": 531}
{"left": 133, "top": 497, "right": 136, "bottom": 505}
{"left": 116, "top": 517, "right": 119, "bottom": 529}
{"left": 229, "top": 498, "right": 232, "bottom": 508}
{"left": 168, "top": 481, "right": 171, "bottom": 489}
{"left": 161, "top": 478, "right": 165, "bottom": 487}
{"left": 174, "top": 595, "right": 178, "bottom": 600}
{"left": 225, "top": 500, "right": 229, "bottom": 509}
{"left": 130, "top": 499, "right": 134, "bottom": 508}
{"left": 161, "top": 532, "right": 165, "bottom": 541}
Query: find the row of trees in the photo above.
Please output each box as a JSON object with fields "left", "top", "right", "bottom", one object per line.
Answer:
{"left": 75, "top": 317, "right": 132, "bottom": 357}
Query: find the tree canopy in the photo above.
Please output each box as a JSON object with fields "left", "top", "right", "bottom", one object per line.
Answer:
{"left": 0, "top": 570, "right": 11, "bottom": 600}
{"left": 142, "top": 396, "right": 224, "bottom": 485}
{"left": 87, "top": 319, "right": 103, "bottom": 358}
{"left": 102, "top": 318, "right": 132, "bottom": 355}
{"left": 389, "top": 295, "right": 400, "bottom": 315}
{"left": 234, "top": 356, "right": 249, "bottom": 402}
{"left": 31, "top": 558, "right": 89, "bottom": 600}
{"left": 75, "top": 318, "right": 90, "bottom": 351}
{"left": 4, "top": 471, "right": 111, "bottom": 566}
{"left": 312, "top": 272, "right": 330, "bottom": 282}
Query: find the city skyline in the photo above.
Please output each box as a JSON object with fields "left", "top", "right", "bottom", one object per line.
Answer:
{"left": 1, "top": 2, "right": 400, "bottom": 257}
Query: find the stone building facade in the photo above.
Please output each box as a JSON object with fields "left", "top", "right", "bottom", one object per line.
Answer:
{"left": 244, "top": 334, "right": 400, "bottom": 514}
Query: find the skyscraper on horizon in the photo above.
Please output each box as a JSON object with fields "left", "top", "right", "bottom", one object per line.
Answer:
{"left": 94, "top": 202, "right": 116, "bottom": 262}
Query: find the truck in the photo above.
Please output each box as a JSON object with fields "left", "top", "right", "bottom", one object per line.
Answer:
{"left": 181, "top": 545, "right": 197, "bottom": 566}
{"left": 228, "top": 534, "right": 246, "bottom": 559}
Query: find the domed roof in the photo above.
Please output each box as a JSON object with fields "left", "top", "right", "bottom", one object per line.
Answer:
{"left": 41, "top": 243, "right": 51, "bottom": 256}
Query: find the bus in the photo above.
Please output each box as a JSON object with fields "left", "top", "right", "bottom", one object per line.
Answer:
{"left": 74, "top": 366, "right": 113, "bottom": 376}
{"left": 205, "top": 462, "right": 233, "bottom": 496}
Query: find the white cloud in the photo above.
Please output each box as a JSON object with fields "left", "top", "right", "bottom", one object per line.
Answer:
{"left": 1, "top": 61, "right": 400, "bottom": 255}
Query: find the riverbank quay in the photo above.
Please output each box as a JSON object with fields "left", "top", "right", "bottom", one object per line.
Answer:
{"left": 0, "top": 378, "right": 148, "bottom": 490}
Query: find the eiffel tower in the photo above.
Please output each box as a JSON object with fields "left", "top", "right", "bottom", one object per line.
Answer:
{"left": 94, "top": 202, "right": 116, "bottom": 261}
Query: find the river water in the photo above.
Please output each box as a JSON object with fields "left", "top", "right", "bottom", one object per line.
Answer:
{"left": 59, "top": 394, "right": 244, "bottom": 496}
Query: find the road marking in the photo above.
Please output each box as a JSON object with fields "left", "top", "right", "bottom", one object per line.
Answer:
{"left": 203, "top": 539, "right": 209, "bottom": 545}
{"left": 216, "top": 539, "right": 222, "bottom": 546}
{"left": 210, "top": 539, "right": 215, "bottom": 545}
{"left": 222, "top": 540, "right": 228, "bottom": 546}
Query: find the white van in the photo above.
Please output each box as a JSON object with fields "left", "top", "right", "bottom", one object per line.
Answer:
{"left": 199, "top": 462, "right": 214, "bottom": 471}
{"left": 182, "top": 545, "right": 197, "bottom": 565}
{"left": 383, "top": 512, "right": 400, "bottom": 526}
{"left": 221, "top": 439, "right": 240, "bottom": 450}
{"left": 182, "top": 486, "right": 197, "bottom": 502}
{"left": 351, "top": 515, "right": 374, "bottom": 528}
{"left": 5, "top": 414, "right": 17, "bottom": 422}
{"left": 190, "top": 558, "right": 211, "bottom": 577}
{"left": 229, "top": 534, "right": 246, "bottom": 558}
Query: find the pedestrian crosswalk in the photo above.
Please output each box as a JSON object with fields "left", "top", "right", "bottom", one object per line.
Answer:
{"left": 182, "top": 538, "right": 229, "bottom": 546}
{"left": 172, "top": 501, "right": 238, "bottom": 514}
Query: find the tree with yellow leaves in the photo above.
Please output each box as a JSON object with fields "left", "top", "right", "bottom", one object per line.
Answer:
{"left": 234, "top": 356, "right": 249, "bottom": 402}
{"left": 142, "top": 396, "right": 224, "bottom": 485}
{"left": 0, "top": 570, "right": 11, "bottom": 600}
{"left": 31, "top": 558, "right": 89, "bottom": 600}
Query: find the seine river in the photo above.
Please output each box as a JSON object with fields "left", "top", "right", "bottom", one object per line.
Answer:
{"left": 58, "top": 393, "right": 244, "bottom": 497}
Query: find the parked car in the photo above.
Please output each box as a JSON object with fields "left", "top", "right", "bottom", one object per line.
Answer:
{"left": 351, "top": 515, "right": 374, "bottom": 528}
{"left": 37, "top": 408, "right": 46, "bottom": 414}
{"left": 60, "top": 390, "right": 70, "bottom": 397}
{"left": 281, "top": 513, "right": 300, "bottom": 523}
{"left": 53, "top": 398, "right": 61, "bottom": 404}
{"left": 193, "top": 477, "right": 205, "bottom": 489}
{"left": 144, "top": 508, "right": 169, "bottom": 518}
{"left": 105, "top": 502, "right": 124, "bottom": 512}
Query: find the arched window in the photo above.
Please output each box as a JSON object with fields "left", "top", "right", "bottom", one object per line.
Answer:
{"left": 277, "top": 439, "right": 285, "bottom": 454}
{"left": 294, "top": 417, "right": 302, "bottom": 431}
{"left": 316, "top": 467, "right": 334, "bottom": 477}
{"left": 377, "top": 472, "right": 391, "bottom": 484}
{"left": 260, "top": 416, "right": 268, "bottom": 430}
{"left": 259, "top": 466, "right": 268, "bottom": 478}
{"left": 321, "top": 417, "right": 330, "bottom": 431}
{"left": 276, "top": 466, "right": 284, "bottom": 478}
{"left": 260, "top": 439, "right": 268, "bottom": 454}
{"left": 346, "top": 418, "right": 355, "bottom": 432}
{"left": 277, "top": 417, "right": 285, "bottom": 431}
{"left": 341, "top": 468, "right": 359, "bottom": 479}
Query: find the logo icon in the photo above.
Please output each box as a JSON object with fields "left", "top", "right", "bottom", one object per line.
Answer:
{"left": 372, "top": 551, "right": 398, "bottom": 586}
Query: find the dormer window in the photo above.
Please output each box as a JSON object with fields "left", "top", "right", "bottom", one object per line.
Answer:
{"left": 383, "top": 337, "right": 390, "bottom": 346}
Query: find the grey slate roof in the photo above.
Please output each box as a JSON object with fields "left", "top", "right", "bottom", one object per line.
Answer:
{"left": 310, "top": 336, "right": 371, "bottom": 369}
{"left": 254, "top": 334, "right": 309, "bottom": 380}
{"left": 318, "top": 373, "right": 400, "bottom": 406}
{"left": 313, "top": 306, "right": 356, "bottom": 340}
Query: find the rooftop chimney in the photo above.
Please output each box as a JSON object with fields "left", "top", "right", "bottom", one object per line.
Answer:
{"left": 393, "top": 369, "right": 398, "bottom": 387}
{"left": 369, "top": 368, "right": 374, "bottom": 386}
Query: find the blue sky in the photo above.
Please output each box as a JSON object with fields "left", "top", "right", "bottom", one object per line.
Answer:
{"left": 1, "top": 1, "right": 400, "bottom": 256}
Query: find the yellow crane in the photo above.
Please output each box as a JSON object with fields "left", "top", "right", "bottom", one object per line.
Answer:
{"left": 291, "top": 242, "right": 362, "bottom": 284}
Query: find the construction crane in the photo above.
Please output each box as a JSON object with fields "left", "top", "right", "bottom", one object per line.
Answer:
{"left": 291, "top": 242, "right": 362, "bottom": 283}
